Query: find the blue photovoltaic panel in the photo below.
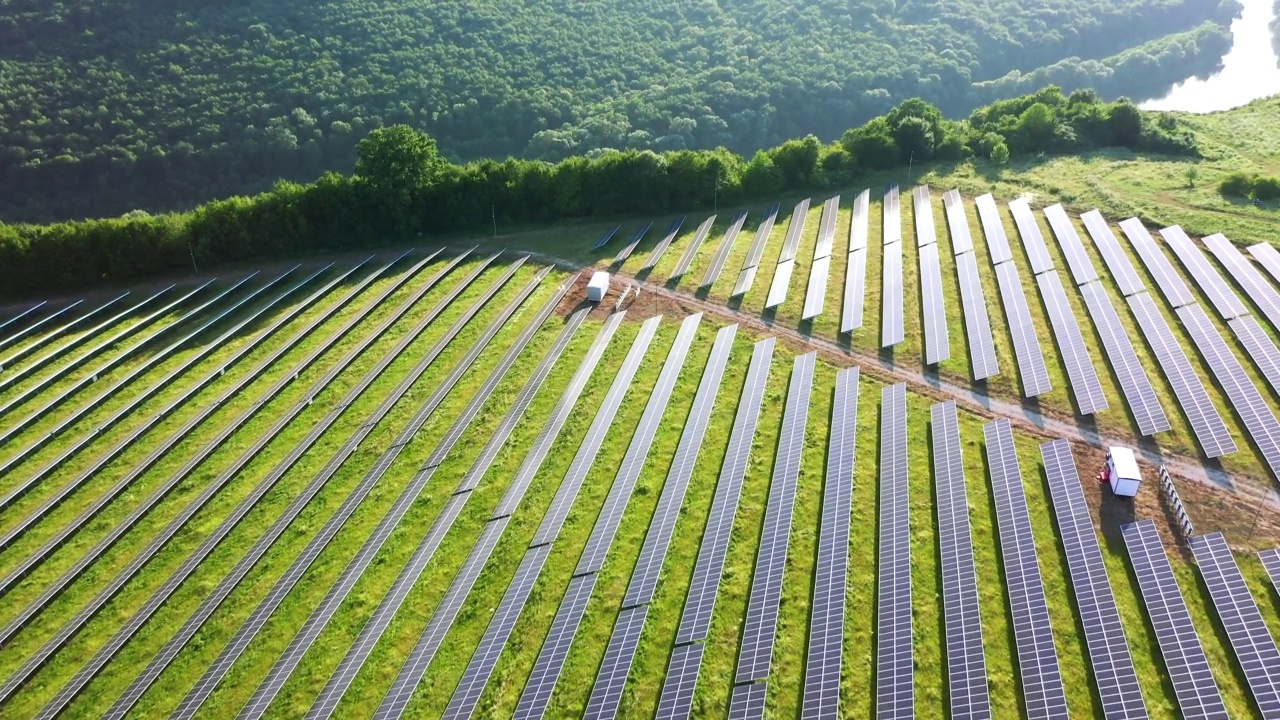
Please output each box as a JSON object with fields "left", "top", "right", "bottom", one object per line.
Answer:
{"left": 701, "top": 212, "right": 750, "bottom": 288}
{"left": 814, "top": 195, "right": 840, "bottom": 259}
{"left": 1009, "top": 198, "right": 1055, "bottom": 274}
{"left": 765, "top": 259, "right": 795, "bottom": 309}
{"left": 1044, "top": 204, "right": 1100, "bottom": 284}
{"left": 943, "top": 189, "right": 975, "bottom": 255}
{"left": 876, "top": 383, "right": 913, "bottom": 720}
{"left": 884, "top": 185, "right": 901, "bottom": 245}
{"left": 1120, "top": 219, "right": 1194, "bottom": 307}
{"left": 1249, "top": 243, "right": 1280, "bottom": 289}
{"left": 1160, "top": 225, "right": 1248, "bottom": 319}
{"left": 669, "top": 214, "right": 717, "bottom": 281}
{"left": 1227, "top": 314, "right": 1280, "bottom": 399}
{"left": 984, "top": 420, "right": 1070, "bottom": 720}
{"left": 955, "top": 251, "right": 999, "bottom": 381}
{"left": 1260, "top": 548, "right": 1280, "bottom": 595}
{"left": 1204, "top": 233, "right": 1280, "bottom": 332}
{"left": 613, "top": 222, "right": 654, "bottom": 265}
{"left": 849, "top": 189, "right": 871, "bottom": 251}
{"left": 881, "top": 240, "right": 904, "bottom": 347}
{"left": 657, "top": 643, "right": 705, "bottom": 720}
{"left": 732, "top": 265, "right": 759, "bottom": 298}
{"left": 640, "top": 216, "right": 688, "bottom": 272}
{"left": 1041, "top": 440, "right": 1148, "bottom": 720}
{"left": 742, "top": 204, "right": 781, "bottom": 270}
{"left": 1122, "top": 520, "right": 1229, "bottom": 720}
{"left": 730, "top": 683, "right": 769, "bottom": 720}
{"left": 994, "top": 261, "right": 1052, "bottom": 397}
{"left": 1036, "top": 270, "right": 1107, "bottom": 415}
{"left": 933, "top": 401, "right": 992, "bottom": 720}
{"left": 801, "top": 256, "right": 830, "bottom": 320}
{"left": 592, "top": 225, "right": 621, "bottom": 250}
{"left": 1079, "top": 281, "right": 1170, "bottom": 436}
{"left": 513, "top": 574, "right": 598, "bottom": 720}
{"left": 841, "top": 248, "right": 867, "bottom": 334}
{"left": 1083, "top": 212, "right": 1144, "bottom": 296}
{"left": 920, "top": 242, "right": 951, "bottom": 365}
{"left": 582, "top": 605, "right": 651, "bottom": 720}
{"left": 976, "top": 194, "right": 1013, "bottom": 264}
{"left": 913, "top": 185, "right": 937, "bottom": 247}
{"left": 1189, "top": 533, "right": 1280, "bottom": 718}
{"left": 779, "top": 198, "right": 812, "bottom": 263}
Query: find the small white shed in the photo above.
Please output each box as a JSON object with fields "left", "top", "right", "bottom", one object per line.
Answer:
{"left": 1103, "top": 446, "right": 1141, "bottom": 497}
{"left": 587, "top": 271, "right": 610, "bottom": 302}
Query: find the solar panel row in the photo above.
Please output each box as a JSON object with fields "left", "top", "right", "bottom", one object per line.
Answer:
{"left": 814, "top": 195, "right": 840, "bottom": 259}
{"left": 1249, "top": 243, "right": 1280, "bottom": 288}
{"left": 1044, "top": 204, "right": 1100, "bottom": 285}
{"left": 802, "top": 366, "right": 860, "bottom": 720}
{"left": 0, "top": 293, "right": 113, "bottom": 371}
{"left": 1126, "top": 292, "right": 1236, "bottom": 458}
{"left": 1120, "top": 219, "right": 1194, "bottom": 307}
{"left": 736, "top": 352, "right": 816, "bottom": 684}
{"left": 1040, "top": 440, "right": 1148, "bottom": 720}
{"left": 882, "top": 239, "right": 905, "bottom": 347}
{"left": 668, "top": 214, "right": 717, "bottom": 281}
{"left": 914, "top": 184, "right": 937, "bottom": 247}
{"left": 884, "top": 185, "right": 902, "bottom": 244}
{"left": 1009, "top": 198, "right": 1055, "bottom": 274}
{"left": 613, "top": 221, "right": 653, "bottom": 265}
{"left": 841, "top": 248, "right": 868, "bottom": 334}
{"left": 640, "top": 216, "right": 688, "bottom": 272}
{"left": 802, "top": 256, "right": 831, "bottom": 319}
{"left": 1079, "top": 281, "right": 1170, "bottom": 435}
{"left": 877, "top": 383, "right": 913, "bottom": 720}
{"left": 1160, "top": 226, "right": 1248, "bottom": 319}
{"left": 1083, "top": 213, "right": 1144, "bottom": 296}
{"left": 513, "top": 574, "right": 597, "bottom": 720}
{"left": 942, "top": 189, "right": 974, "bottom": 255}
{"left": 591, "top": 225, "right": 620, "bottom": 250}
{"left": 1203, "top": 233, "right": 1280, "bottom": 332}
{"left": 1121, "top": 520, "right": 1229, "bottom": 720}
{"left": 779, "top": 198, "right": 812, "bottom": 263}
{"left": 582, "top": 605, "right": 650, "bottom": 720}
{"left": 1227, "top": 315, "right": 1280, "bottom": 399}
{"left": 994, "top": 261, "right": 1052, "bottom": 397}
{"left": 956, "top": 251, "right": 1000, "bottom": 380}
{"left": 742, "top": 204, "right": 781, "bottom": 270}
{"left": 849, "top": 189, "right": 871, "bottom": 251}
{"left": 766, "top": 262, "right": 795, "bottom": 308}
{"left": 730, "top": 682, "right": 769, "bottom": 720}
{"left": 701, "top": 211, "right": 749, "bottom": 288}
{"left": 1036, "top": 270, "right": 1107, "bottom": 415}
{"left": 657, "top": 643, "right": 705, "bottom": 720}
{"left": 932, "top": 401, "right": 992, "bottom": 720}
{"left": 1261, "top": 548, "right": 1280, "bottom": 594}
{"left": 920, "top": 242, "right": 951, "bottom": 365}
{"left": 976, "top": 193, "right": 1013, "bottom": 264}
{"left": 983, "top": 419, "right": 1069, "bottom": 720}
{"left": 1189, "top": 533, "right": 1280, "bottom": 718}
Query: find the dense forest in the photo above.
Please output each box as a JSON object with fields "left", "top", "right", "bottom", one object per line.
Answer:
{"left": 0, "top": 88, "right": 1196, "bottom": 298}
{"left": 0, "top": 0, "right": 1240, "bottom": 221}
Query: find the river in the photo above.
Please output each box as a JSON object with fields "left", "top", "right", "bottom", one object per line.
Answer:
{"left": 1142, "top": 0, "right": 1280, "bottom": 112}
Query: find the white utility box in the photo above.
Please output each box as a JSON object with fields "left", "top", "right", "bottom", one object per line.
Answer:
{"left": 1103, "top": 446, "right": 1141, "bottom": 498}
{"left": 587, "top": 271, "right": 610, "bottom": 302}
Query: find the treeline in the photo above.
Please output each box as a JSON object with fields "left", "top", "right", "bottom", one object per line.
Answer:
{"left": 1220, "top": 172, "right": 1280, "bottom": 201}
{"left": 0, "top": 90, "right": 1195, "bottom": 299}
{"left": 0, "top": 0, "right": 1238, "bottom": 221}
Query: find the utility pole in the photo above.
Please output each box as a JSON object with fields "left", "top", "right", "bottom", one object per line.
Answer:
{"left": 492, "top": 205, "right": 497, "bottom": 238}
{"left": 907, "top": 151, "right": 915, "bottom": 186}
{"left": 188, "top": 241, "right": 199, "bottom": 276}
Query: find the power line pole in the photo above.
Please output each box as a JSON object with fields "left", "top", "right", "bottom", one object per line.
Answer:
{"left": 492, "top": 205, "right": 497, "bottom": 238}
{"left": 188, "top": 241, "right": 199, "bottom": 276}
{"left": 907, "top": 151, "right": 915, "bottom": 186}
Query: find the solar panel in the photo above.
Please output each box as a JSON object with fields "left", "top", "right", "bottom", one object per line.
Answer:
{"left": 1261, "top": 548, "right": 1280, "bottom": 595}
{"left": 701, "top": 211, "right": 749, "bottom": 288}
{"left": 657, "top": 642, "right": 704, "bottom": 720}
{"left": 1044, "top": 204, "right": 1100, "bottom": 284}
{"left": 994, "top": 262, "right": 1052, "bottom": 397}
{"left": 841, "top": 248, "right": 867, "bottom": 334}
{"left": 1160, "top": 226, "right": 1248, "bottom": 319}
{"left": 932, "top": 401, "right": 992, "bottom": 720}
{"left": 1228, "top": 315, "right": 1280, "bottom": 399}
{"left": 442, "top": 544, "right": 554, "bottom": 720}
{"left": 1177, "top": 304, "right": 1280, "bottom": 479}
{"left": 976, "top": 194, "right": 1013, "bottom": 264}
{"left": 1079, "top": 281, "right": 1170, "bottom": 435}
{"left": 742, "top": 204, "right": 781, "bottom": 270}
{"left": 955, "top": 251, "right": 999, "bottom": 381}
{"left": 779, "top": 198, "right": 812, "bottom": 263}
{"left": 1037, "top": 270, "right": 1107, "bottom": 415}
{"left": 1120, "top": 219, "right": 1194, "bottom": 307}
{"left": 983, "top": 419, "right": 1070, "bottom": 720}
{"left": 592, "top": 225, "right": 621, "bottom": 250}
{"left": 877, "top": 383, "right": 913, "bottom": 720}
{"left": 732, "top": 265, "right": 759, "bottom": 298}
{"left": 802, "top": 256, "right": 830, "bottom": 320}
{"left": 814, "top": 195, "right": 840, "bottom": 259}
{"left": 913, "top": 185, "right": 937, "bottom": 247}
{"left": 583, "top": 605, "right": 651, "bottom": 720}
{"left": 881, "top": 240, "right": 904, "bottom": 347}
{"left": 802, "top": 367, "right": 860, "bottom": 720}
{"left": 920, "top": 242, "right": 951, "bottom": 365}
{"left": 884, "top": 185, "right": 901, "bottom": 244}
{"left": 640, "top": 216, "right": 688, "bottom": 272}
{"left": 943, "top": 189, "right": 975, "bottom": 255}
{"left": 669, "top": 215, "right": 717, "bottom": 281}
{"left": 765, "top": 260, "right": 795, "bottom": 309}
{"left": 849, "top": 189, "right": 871, "bottom": 251}
{"left": 736, "top": 352, "right": 816, "bottom": 683}
{"left": 512, "top": 573, "right": 598, "bottom": 720}
{"left": 1248, "top": 243, "right": 1280, "bottom": 288}
{"left": 1083, "top": 212, "right": 1144, "bottom": 296}
{"left": 1040, "top": 440, "right": 1148, "bottom": 720}
{"left": 613, "top": 221, "right": 654, "bottom": 264}
{"left": 1009, "top": 198, "right": 1055, "bottom": 274}
{"left": 730, "top": 682, "right": 769, "bottom": 720}
{"left": 1189, "top": 533, "right": 1280, "bottom": 718}
{"left": 1121, "top": 520, "right": 1229, "bottom": 720}
{"left": 575, "top": 313, "right": 702, "bottom": 575}
{"left": 1204, "top": 233, "right": 1280, "bottom": 332}
{"left": 1127, "top": 292, "right": 1236, "bottom": 458}
{"left": 675, "top": 338, "right": 775, "bottom": 645}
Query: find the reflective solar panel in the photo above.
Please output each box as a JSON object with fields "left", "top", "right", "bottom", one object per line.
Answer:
{"left": 669, "top": 214, "right": 717, "bottom": 281}
{"left": 779, "top": 198, "right": 812, "bottom": 263}
{"left": 1083, "top": 212, "right": 1144, "bottom": 296}
{"left": 732, "top": 265, "right": 759, "bottom": 298}
{"left": 841, "top": 248, "right": 868, "bottom": 334}
{"left": 877, "top": 383, "right": 913, "bottom": 720}
{"left": 583, "top": 605, "right": 650, "bottom": 720}
{"left": 955, "top": 251, "right": 999, "bottom": 381}
{"left": 802, "top": 256, "right": 831, "bottom": 320}
{"left": 1121, "top": 520, "right": 1229, "bottom": 720}
{"left": 932, "top": 401, "right": 992, "bottom": 720}
{"left": 1009, "top": 198, "right": 1054, "bottom": 274}
{"left": 850, "top": 189, "right": 871, "bottom": 251}
{"left": 1040, "top": 440, "right": 1147, "bottom": 720}
{"left": 592, "top": 225, "right": 621, "bottom": 250}
{"left": 1260, "top": 549, "right": 1280, "bottom": 595}
{"left": 914, "top": 185, "right": 937, "bottom": 247}
{"left": 976, "top": 194, "right": 1013, "bottom": 264}
{"left": 884, "top": 185, "right": 902, "bottom": 245}
{"left": 814, "top": 195, "right": 840, "bottom": 259}
{"left": 742, "top": 204, "right": 781, "bottom": 270}
{"left": 1203, "top": 233, "right": 1280, "bottom": 332}
{"left": 1120, "top": 219, "right": 1194, "bottom": 307}
{"left": 613, "top": 221, "right": 654, "bottom": 264}
{"left": 701, "top": 212, "right": 749, "bottom": 288}
{"left": 737, "top": 353, "right": 816, "bottom": 683}
{"left": 640, "top": 216, "right": 688, "bottom": 272}
{"left": 513, "top": 574, "right": 598, "bottom": 720}
{"left": 1248, "top": 243, "right": 1280, "bottom": 289}
{"left": 730, "top": 682, "right": 769, "bottom": 720}
{"left": 803, "top": 367, "right": 860, "bottom": 720}
{"left": 1079, "top": 281, "right": 1170, "bottom": 435}
{"left": 920, "top": 242, "right": 951, "bottom": 365}
{"left": 994, "top": 262, "right": 1052, "bottom": 397}
{"left": 1190, "top": 533, "right": 1280, "bottom": 718}
{"left": 765, "top": 259, "right": 795, "bottom": 309}
{"left": 1127, "top": 292, "right": 1236, "bottom": 458}
{"left": 882, "top": 240, "right": 904, "bottom": 347}
{"left": 1177, "top": 304, "right": 1280, "bottom": 479}
{"left": 1044, "top": 204, "right": 1100, "bottom": 284}
{"left": 657, "top": 642, "right": 704, "bottom": 720}
{"left": 1227, "top": 314, "right": 1280, "bottom": 399}
{"left": 1037, "top": 271, "right": 1107, "bottom": 415}
{"left": 983, "top": 420, "right": 1069, "bottom": 720}
{"left": 943, "top": 189, "right": 975, "bottom": 255}
{"left": 1160, "top": 226, "right": 1248, "bottom": 319}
